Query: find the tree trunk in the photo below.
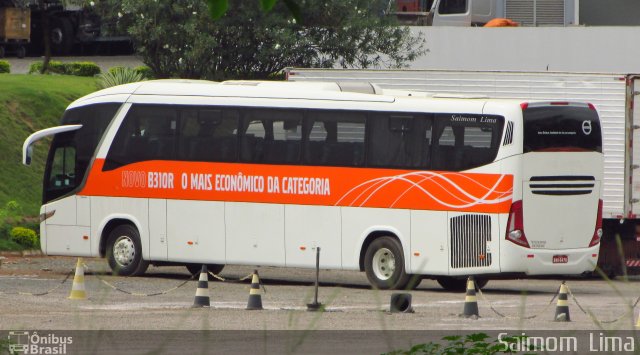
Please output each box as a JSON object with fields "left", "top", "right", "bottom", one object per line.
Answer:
{"left": 39, "top": 0, "right": 52, "bottom": 74}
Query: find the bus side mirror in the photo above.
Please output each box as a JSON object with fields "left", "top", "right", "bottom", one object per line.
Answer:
{"left": 22, "top": 124, "right": 83, "bottom": 166}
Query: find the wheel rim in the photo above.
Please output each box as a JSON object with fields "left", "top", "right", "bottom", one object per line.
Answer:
{"left": 51, "top": 28, "right": 63, "bottom": 45}
{"left": 372, "top": 248, "right": 396, "bottom": 281}
{"left": 113, "top": 235, "right": 135, "bottom": 267}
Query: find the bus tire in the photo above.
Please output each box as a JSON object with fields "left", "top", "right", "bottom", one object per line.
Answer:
{"left": 186, "top": 264, "right": 225, "bottom": 278}
{"left": 106, "top": 224, "right": 149, "bottom": 276}
{"left": 364, "top": 236, "right": 411, "bottom": 290}
{"left": 436, "top": 277, "right": 489, "bottom": 292}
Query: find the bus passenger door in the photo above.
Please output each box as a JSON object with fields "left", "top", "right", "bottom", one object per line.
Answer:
{"left": 149, "top": 199, "right": 167, "bottom": 261}
{"left": 284, "top": 205, "right": 341, "bottom": 268}
{"left": 410, "top": 211, "right": 449, "bottom": 275}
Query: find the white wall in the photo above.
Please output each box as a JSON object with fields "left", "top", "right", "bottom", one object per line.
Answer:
{"left": 407, "top": 26, "right": 640, "bottom": 73}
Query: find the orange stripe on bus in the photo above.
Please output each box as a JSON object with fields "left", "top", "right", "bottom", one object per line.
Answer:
{"left": 79, "top": 159, "right": 513, "bottom": 213}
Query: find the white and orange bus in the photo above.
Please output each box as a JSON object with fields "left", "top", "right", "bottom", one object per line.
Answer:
{"left": 22, "top": 80, "right": 603, "bottom": 290}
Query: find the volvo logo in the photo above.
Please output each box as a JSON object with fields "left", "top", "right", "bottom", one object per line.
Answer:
{"left": 582, "top": 120, "right": 592, "bottom": 135}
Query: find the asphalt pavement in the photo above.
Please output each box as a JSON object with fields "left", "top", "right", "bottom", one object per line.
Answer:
{"left": 3, "top": 56, "right": 145, "bottom": 74}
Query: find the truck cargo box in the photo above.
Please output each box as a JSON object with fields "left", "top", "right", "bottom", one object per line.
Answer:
{"left": 0, "top": 7, "right": 31, "bottom": 41}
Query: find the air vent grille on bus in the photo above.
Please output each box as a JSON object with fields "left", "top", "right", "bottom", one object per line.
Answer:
{"left": 450, "top": 214, "right": 492, "bottom": 269}
{"left": 529, "top": 176, "right": 595, "bottom": 196}
{"left": 503, "top": 121, "right": 514, "bottom": 146}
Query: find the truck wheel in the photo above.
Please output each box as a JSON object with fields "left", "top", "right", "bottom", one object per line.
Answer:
{"left": 436, "top": 277, "right": 489, "bottom": 292}
{"left": 51, "top": 17, "right": 74, "bottom": 55}
{"left": 106, "top": 224, "right": 149, "bottom": 276}
{"left": 16, "top": 46, "right": 26, "bottom": 59}
{"left": 186, "top": 264, "right": 225, "bottom": 278}
{"left": 364, "top": 236, "right": 413, "bottom": 290}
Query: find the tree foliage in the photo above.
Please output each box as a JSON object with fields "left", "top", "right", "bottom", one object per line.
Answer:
{"left": 94, "top": 0, "right": 425, "bottom": 80}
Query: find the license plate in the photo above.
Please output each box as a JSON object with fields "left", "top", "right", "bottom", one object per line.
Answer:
{"left": 553, "top": 255, "right": 568, "bottom": 264}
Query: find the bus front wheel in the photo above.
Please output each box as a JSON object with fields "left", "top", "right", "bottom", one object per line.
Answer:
{"left": 106, "top": 224, "right": 149, "bottom": 276}
{"left": 364, "top": 236, "right": 416, "bottom": 290}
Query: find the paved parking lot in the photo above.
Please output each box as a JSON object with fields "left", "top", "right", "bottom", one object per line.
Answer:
{"left": 1, "top": 255, "right": 638, "bottom": 333}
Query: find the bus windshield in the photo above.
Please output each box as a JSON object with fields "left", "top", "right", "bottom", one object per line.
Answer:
{"left": 523, "top": 104, "right": 602, "bottom": 153}
{"left": 43, "top": 103, "right": 120, "bottom": 203}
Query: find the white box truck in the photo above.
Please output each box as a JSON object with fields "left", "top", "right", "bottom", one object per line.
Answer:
{"left": 391, "top": 0, "right": 577, "bottom": 26}
{"left": 286, "top": 68, "right": 640, "bottom": 276}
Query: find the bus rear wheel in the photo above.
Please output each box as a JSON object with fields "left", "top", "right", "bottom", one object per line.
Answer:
{"left": 186, "top": 264, "right": 225, "bottom": 278}
{"left": 436, "top": 277, "right": 489, "bottom": 292}
{"left": 364, "top": 236, "right": 417, "bottom": 290}
{"left": 106, "top": 224, "right": 149, "bottom": 276}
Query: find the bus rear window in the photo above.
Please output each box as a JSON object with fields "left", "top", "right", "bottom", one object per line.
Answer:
{"left": 523, "top": 105, "right": 602, "bottom": 153}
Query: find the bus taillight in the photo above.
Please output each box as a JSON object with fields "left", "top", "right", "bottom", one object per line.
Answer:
{"left": 589, "top": 199, "right": 603, "bottom": 247}
{"left": 505, "top": 200, "right": 530, "bottom": 248}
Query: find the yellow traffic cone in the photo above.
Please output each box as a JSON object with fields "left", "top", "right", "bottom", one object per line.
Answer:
{"left": 246, "top": 270, "right": 263, "bottom": 310}
{"left": 462, "top": 276, "right": 479, "bottom": 318}
{"left": 554, "top": 282, "right": 571, "bottom": 322}
{"left": 192, "top": 265, "right": 210, "bottom": 308}
{"left": 68, "top": 258, "right": 87, "bottom": 300}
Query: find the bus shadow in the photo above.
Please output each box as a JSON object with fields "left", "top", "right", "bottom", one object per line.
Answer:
{"left": 84, "top": 272, "right": 611, "bottom": 295}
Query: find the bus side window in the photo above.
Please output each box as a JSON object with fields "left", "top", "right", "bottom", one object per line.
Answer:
{"left": 367, "top": 113, "right": 432, "bottom": 169}
{"left": 431, "top": 114, "right": 504, "bottom": 171}
{"left": 431, "top": 123, "right": 457, "bottom": 171}
{"left": 179, "top": 108, "right": 239, "bottom": 162}
{"left": 48, "top": 145, "right": 76, "bottom": 189}
{"left": 104, "top": 105, "right": 178, "bottom": 171}
{"left": 240, "top": 109, "right": 302, "bottom": 165}
{"left": 304, "top": 111, "right": 366, "bottom": 167}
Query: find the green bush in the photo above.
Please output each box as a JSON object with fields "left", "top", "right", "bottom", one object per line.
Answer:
{"left": 28, "top": 61, "right": 66, "bottom": 75}
{"left": 28, "top": 62, "right": 42, "bottom": 74}
{"left": 108, "top": 65, "right": 154, "bottom": 79}
{"left": 108, "top": 66, "right": 126, "bottom": 75}
{"left": 98, "top": 67, "right": 144, "bottom": 89}
{"left": 134, "top": 65, "right": 154, "bottom": 79}
{"left": 28, "top": 61, "right": 100, "bottom": 76}
{"left": 9, "top": 227, "right": 39, "bottom": 249}
{"left": 0, "top": 201, "right": 22, "bottom": 240}
{"left": 0, "top": 60, "right": 10, "bottom": 74}
{"left": 67, "top": 61, "right": 101, "bottom": 77}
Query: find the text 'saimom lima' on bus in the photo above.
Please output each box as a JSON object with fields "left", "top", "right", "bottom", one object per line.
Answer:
{"left": 22, "top": 80, "right": 603, "bottom": 291}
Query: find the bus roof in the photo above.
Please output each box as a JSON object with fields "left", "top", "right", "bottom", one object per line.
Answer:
{"left": 71, "top": 80, "right": 398, "bottom": 107}
{"left": 68, "top": 79, "right": 570, "bottom": 113}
